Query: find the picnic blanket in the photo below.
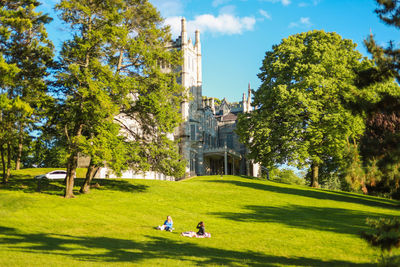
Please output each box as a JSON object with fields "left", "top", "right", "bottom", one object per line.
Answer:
{"left": 181, "top": 231, "right": 211, "bottom": 238}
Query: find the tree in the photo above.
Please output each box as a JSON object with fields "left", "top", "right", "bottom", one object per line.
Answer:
{"left": 107, "top": 0, "right": 185, "bottom": 180}
{"left": 362, "top": 0, "right": 400, "bottom": 85}
{"left": 0, "top": 0, "right": 55, "bottom": 171}
{"left": 55, "top": 0, "right": 184, "bottom": 197}
{"left": 54, "top": 0, "right": 124, "bottom": 198}
{"left": 351, "top": 0, "right": 400, "bottom": 197}
{"left": 237, "top": 31, "right": 366, "bottom": 188}
{"left": 362, "top": 217, "right": 400, "bottom": 264}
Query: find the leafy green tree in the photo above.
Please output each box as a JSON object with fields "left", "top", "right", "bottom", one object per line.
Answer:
{"left": 237, "top": 31, "right": 367, "bottom": 188}
{"left": 268, "top": 167, "right": 305, "bottom": 185}
{"left": 0, "top": 0, "right": 55, "bottom": 171}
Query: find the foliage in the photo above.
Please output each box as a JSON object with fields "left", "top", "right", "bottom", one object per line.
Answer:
{"left": 0, "top": 0, "right": 55, "bottom": 174}
{"left": 203, "top": 95, "right": 222, "bottom": 106}
{"left": 54, "top": 0, "right": 184, "bottom": 197}
{"left": 237, "top": 30, "right": 367, "bottom": 188}
{"left": 268, "top": 167, "right": 305, "bottom": 185}
{"left": 361, "top": 0, "right": 400, "bottom": 85}
{"left": 361, "top": 217, "right": 400, "bottom": 266}
{"left": 349, "top": 0, "right": 400, "bottom": 199}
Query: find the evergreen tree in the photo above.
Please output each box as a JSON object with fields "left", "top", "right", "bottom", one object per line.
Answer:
{"left": 107, "top": 0, "right": 185, "bottom": 180}
{"left": 54, "top": 0, "right": 123, "bottom": 198}
{"left": 354, "top": 0, "right": 400, "bottom": 197}
{"left": 55, "top": 0, "right": 184, "bottom": 197}
{"left": 0, "top": 0, "right": 55, "bottom": 171}
{"left": 363, "top": 0, "right": 400, "bottom": 84}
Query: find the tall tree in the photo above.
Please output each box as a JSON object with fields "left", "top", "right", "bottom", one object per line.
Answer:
{"left": 55, "top": 0, "right": 184, "bottom": 198}
{"left": 352, "top": 0, "right": 400, "bottom": 197}
{"left": 237, "top": 31, "right": 366, "bottom": 187}
{"left": 0, "top": 0, "right": 55, "bottom": 171}
{"left": 55, "top": 0, "right": 122, "bottom": 198}
{"left": 107, "top": 0, "right": 185, "bottom": 180}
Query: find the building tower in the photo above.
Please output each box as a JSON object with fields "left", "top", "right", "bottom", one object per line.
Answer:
{"left": 175, "top": 18, "right": 203, "bottom": 177}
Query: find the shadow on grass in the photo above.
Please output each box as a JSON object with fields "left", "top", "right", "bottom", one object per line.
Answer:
{"left": 204, "top": 179, "right": 400, "bottom": 210}
{"left": 211, "top": 204, "right": 386, "bottom": 235}
{"left": 0, "top": 175, "right": 148, "bottom": 196}
{"left": 0, "top": 226, "right": 373, "bottom": 266}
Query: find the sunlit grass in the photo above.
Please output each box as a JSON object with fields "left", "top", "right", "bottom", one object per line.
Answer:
{"left": 0, "top": 169, "right": 399, "bottom": 266}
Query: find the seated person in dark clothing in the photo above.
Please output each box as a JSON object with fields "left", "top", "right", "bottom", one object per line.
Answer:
{"left": 196, "top": 221, "right": 205, "bottom": 236}
{"left": 181, "top": 221, "right": 211, "bottom": 238}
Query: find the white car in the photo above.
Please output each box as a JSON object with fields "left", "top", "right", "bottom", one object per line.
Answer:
{"left": 34, "top": 170, "right": 70, "bottom": 180}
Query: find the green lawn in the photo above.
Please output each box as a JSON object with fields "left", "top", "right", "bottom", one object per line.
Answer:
{"left": 0, "top": 169, "right": 399, "bottom": 266}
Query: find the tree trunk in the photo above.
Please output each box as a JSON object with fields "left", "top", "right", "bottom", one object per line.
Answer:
{"left": 310, "top": 162, "right": 319, "bottom": 188}
{"left": 15, "top": 123, "right": 23, "bottom": 170}
{"left": 80, "top": 159, "right": 99, "bottom": 194}
{"left": 64, "top": 123, "right": 84, "bottom": 198}
{"left": 64, "top": 153, "right": 78, "bottom": 198}
{"left": 1, "top": 144, "right": 6, "bottom": 184}
{"left": 6, "top": 141, "right": 11, "bottom": 183}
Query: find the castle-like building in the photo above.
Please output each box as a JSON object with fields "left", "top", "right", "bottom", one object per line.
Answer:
{"left": 93, "top": 18, "right": 260, "bottom": 180}
{"left": 166, "top": 18, "right": 260, "bottom": 178}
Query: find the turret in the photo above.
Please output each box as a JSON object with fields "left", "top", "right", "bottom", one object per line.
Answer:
{"left": 247, "top": 83, "right": 252, "bottom": 112}
{"left": 195, "top": 30, "right": 201, "bottom": 48}
{"left": 242, "top": 93, "right": 247, "bottom": 113}
{"left": 181, "top": 18, "right": 187, "bottom": 45}
{"left": 196, "top": 29, "right": 202, "bottom": 88}
{"left": 210, "top": 98, "right": 215, "bottom": 114}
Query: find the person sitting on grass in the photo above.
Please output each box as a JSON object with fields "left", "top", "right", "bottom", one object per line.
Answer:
{"left": 196, "top": 221, "right": 205, "bottom": 236}
{"left": 181, "top": 221, "right": 211, "bottom": 238}
{"left": 157, "top": 215, "right": 174, "bottom": 232}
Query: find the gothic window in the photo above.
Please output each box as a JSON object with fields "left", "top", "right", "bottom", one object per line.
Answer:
{"left": 190, "top": 151, "right": 196, "bottom": 172}
{"left": 190, "top": 124, "right": 196, "bottom": 141}
{"left": 227, "top": 134, "right": 233, "bottom": 149}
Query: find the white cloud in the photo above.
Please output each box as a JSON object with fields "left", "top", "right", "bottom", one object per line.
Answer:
{"left": 259, "top": 9, "right": 272, "bottom": 20}
{"left": 289, "top": 17, "right": 312, "bottom": 28}
{"left": 165, "top": 14, "right": 256, "bottom": 37}
{"left": 261, "top": 0, "right": 291, "bottom": 6}
{"left": 298, "top": 0, "right": 321, "bottom": 7}
{"left": 212, "top": 0, "right": 232, "bottom": 7}
{"left": 219, "top": 5, "right": 237, "bottom": 15}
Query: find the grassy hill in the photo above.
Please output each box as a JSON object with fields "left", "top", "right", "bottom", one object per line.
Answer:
{"left": 1, "top": 169, "right": 400, "bottom": 266}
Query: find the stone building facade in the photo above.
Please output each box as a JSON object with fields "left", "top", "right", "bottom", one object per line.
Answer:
{"left": 92, "top": 18, "right": 260, "bottom": 179}
{"left": 170, "top": 18, "right": 260, "bottom": 178}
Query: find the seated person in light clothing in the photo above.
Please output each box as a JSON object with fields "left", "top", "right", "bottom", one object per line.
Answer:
{"left": 157, "top": 215, "right": 174, "bottom": 232}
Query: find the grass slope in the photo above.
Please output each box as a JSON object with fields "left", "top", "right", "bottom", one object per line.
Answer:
{"left": 1, "top": 169, "right": 400, "bottom": 266}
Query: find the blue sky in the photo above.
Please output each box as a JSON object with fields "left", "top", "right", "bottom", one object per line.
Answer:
{"left": 39, "top": 0, "right": 399, "bottom": 102}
